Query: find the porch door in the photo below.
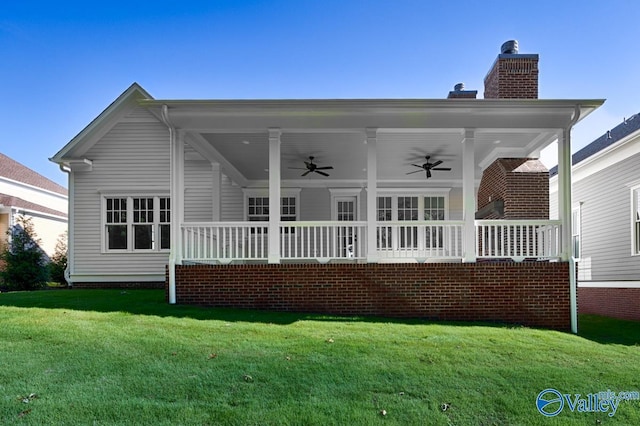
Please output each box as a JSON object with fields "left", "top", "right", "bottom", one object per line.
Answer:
{"left": 335, "top": 197, "right": 357, "bottom": 257}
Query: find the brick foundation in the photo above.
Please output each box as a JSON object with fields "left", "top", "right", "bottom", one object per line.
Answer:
{"left": 167, "top": 262, "right": 571, "bottom": 330}
{"left": 578, "top": 287, "right": 640, "bottom": 321}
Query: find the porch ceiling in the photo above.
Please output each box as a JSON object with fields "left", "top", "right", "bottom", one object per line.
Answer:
{"left": 145, "top": 98, "right": 604, "bottom": 186}
{"left": 199, "top": 129, "right": 547, "bottom": 184}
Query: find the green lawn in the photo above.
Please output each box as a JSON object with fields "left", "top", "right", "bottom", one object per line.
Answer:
{"left": 0, "top": 290, "right": 638, "bottom": 425}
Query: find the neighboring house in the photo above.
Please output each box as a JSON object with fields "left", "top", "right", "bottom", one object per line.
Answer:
{"left": 0, "top": 153, "right": 68, "bottom": 258}
{"left": 550, "top": 113, "right": 640, "bottom": 321}
{"left": 51, "top": 41, "right": 604, "bottom": 331}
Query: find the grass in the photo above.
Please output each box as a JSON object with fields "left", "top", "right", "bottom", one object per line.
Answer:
{"left": 0, "top": 290, "right": 638, "bottom": 425}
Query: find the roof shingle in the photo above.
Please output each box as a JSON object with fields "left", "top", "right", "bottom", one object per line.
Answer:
{"left": 0, "top": 152, "right": 67, "bottom": 195}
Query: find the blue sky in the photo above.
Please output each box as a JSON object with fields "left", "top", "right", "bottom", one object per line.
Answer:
{"left": 2, "top": 1, "right": 639, "bottom": 187}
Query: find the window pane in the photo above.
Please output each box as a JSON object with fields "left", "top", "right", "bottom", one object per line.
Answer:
{"left": 134, "top": 225, "right": 153, "bottom": 249}
{"left": 160, "top": 224, "right": 170, "bottom": 250}
{"left": 107, "top": 225, "right": 127, "bottom": 250}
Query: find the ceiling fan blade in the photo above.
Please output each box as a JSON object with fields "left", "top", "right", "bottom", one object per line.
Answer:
{"left": 315, "top": 170, "right": 330, "bottom": 177}
{"left": 406, "top": 170, "right": 424, "bottom": 175}
{"left": 315, "top": 166, "right": 333, "bottom": 170}
{"left": 288, "top": 167, "right": 307, "bottom": 170}
{"left": 426, "top": 169, "right": 432, "bottom": 179}
{"left": 302, "top": 170, "right": 311, "bottom": 176}
{"left": 411, "top": 164, "right": 424, "bottom": 169}
{"left": 431, "top": 160, "right": 443, "bottom": 168}
{"left": 431, "top": 167, "right": 452, "bottom": 171}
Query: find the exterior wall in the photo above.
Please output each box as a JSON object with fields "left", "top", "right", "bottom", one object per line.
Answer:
{"left": 579, "top": 287, "right": 640, "bottom": 321}
{"left": 184, "top": 145, "right": 214, "bottom": 222}
{"left": 221, "top": 174, "right": 243, "bottom": 221}
{"left": 70, "top": 106, "right": 170, "bottom": 283}
{"left": 565, "top": 152, "right": 640, "bottom": 281}
{"left": 22, "top": 213, "right": 67, "bottom": 258}
{"left": 170, "top": 261, "right": 571, "bottom": 330}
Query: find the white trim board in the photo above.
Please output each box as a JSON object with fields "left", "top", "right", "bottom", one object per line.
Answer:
{"left": 578, "top": 281, "right": 640, "bottom": 288}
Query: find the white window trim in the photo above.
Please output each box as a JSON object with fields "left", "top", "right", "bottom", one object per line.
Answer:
{"left": 376, "top": 189, "right": 451, "bottom": 221}
{"left": 329, "top": 188, "right": 361, "bottom": 221}
{"left": 375, "top": 190, "right": 451, "bottom": 251}
{"left": 100, "top": 194, "right": 170, "bottom": 254}
{"left": 242, "top": 188, "right": 301, "bottom": 221}
{"left": 571, "top": 203, "right": 582, "bottom": 260}
{"left": 632, "top": 185, "right": 640, "bottom": 256}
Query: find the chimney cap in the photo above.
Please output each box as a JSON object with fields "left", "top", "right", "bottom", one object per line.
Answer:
{"left": 501, "top": 40, "right": 519, "bottom": 54}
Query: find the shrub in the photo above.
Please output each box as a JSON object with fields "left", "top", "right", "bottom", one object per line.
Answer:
{"left": 0, "top": 215, "right": 49, "bottom": 290}
{"left": 48, "top": 232, "right": 68, "bottom": 285}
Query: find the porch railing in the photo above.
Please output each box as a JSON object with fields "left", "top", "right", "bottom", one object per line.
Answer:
{"left": 181, "top": 219, "right": 562, "bottom": 263}
{"left": 475, "top": 220, "right": 562, "bottom": 260}
{"left": 376, "top": 221, "right": 464, "bottom": 259}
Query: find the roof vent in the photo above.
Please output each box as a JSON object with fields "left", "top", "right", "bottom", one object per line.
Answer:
{"left": 501, "top": 40, "right": 519, "bottom": 54}
{"left": 454, "top": 83, "right": 465, "bottom": 91}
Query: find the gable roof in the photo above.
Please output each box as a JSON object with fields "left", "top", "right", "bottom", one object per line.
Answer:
{"left": 0, "top": 152, "right": 68, "bottom": 196}
{"left": 50, "top": 82, "right": 153, "bottom": 163}
{"left": 550, "top": 112, "right": 640, "bottom": 176}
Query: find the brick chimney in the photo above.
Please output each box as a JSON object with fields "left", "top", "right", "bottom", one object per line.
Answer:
{"left": 484, "top": 40, "right": 539, "bottom": 99}
{"left": 447, "top": 83, "right": 477, "bottom": 99}
{"left": 476, "top": 158, "right": 549, "bottom": 219}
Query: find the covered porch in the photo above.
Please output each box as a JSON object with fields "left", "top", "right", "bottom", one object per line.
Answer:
{"left": 145, "top": 98, "right": 601, "bottom": 331}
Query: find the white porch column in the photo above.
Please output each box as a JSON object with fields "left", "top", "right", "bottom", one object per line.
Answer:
{"left": 462, "top": 129, "right": 476, "bottom": 262}
{"left": 558, "top": 127, "right": 578, "bottom": 333}
{"left": 557, "top": 128, "right": 573, "bottom": 262}
{"left": 162, "top": 106, "right": 184, "bottom": 304}
{"left": 366, "top": 128, "right": 378, "bottom": 263}
{"left": 211, "top": 162, "right": 221, "bottom": 221}
{"left": 268, "top": 128, "right": 282, "bottom": 264}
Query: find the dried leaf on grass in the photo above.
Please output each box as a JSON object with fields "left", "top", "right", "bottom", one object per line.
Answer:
{"left": 19, "top": 393, "right": 38, "bottom": 404}
{"left": 18, "top": 409, "right": 31, "bottom": 418}
{"left": 243, "top": 374, "right": 254, "bottom": 382}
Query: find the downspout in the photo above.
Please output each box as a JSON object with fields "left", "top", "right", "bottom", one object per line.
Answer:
{"left": 58, "top": 164, "right": 73, "bottom": 286}
{"left": 161, "top": 105, "right": 177, "bottom": 304}
{"left": 566, "top": 105, "right": 581, "bottom": 334}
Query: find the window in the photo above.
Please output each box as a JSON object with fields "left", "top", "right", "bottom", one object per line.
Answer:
{"left": 104, "top": 196, "right": 170, "bottom": 252}
{"left": 244, "top": 191, "right": 300, "bottom": 233}
{"left": 376, "top": 193, "right": 448, "bottom": 250}
{"left": 248, "top": 197, "right": 269, "bottom": 222}
{"left": 572, "top": 206, "right": 581, "bottom": 259}
{"left": 634, "top": 188, "right": 640, "bottom": 255}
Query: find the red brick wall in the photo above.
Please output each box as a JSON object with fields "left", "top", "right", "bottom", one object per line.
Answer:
{"left": 578, "top": 287, "right": 640, "bottom": 321}
{"left": 477, "top": 158, "right": 549, "bottom": 219}
{"left": 168, "top": 262, "right": 571, "bottom": 330}
{"left": 484, "top": 56, "right": 539, "bottom": 99}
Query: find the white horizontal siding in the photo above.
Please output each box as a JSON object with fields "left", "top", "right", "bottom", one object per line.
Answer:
{"left": 221, "top": 174, "right": 243, "bottom": 221}
{"left": 574, "top": 152, "right": 640, "bottom": 281}
{"left": 184, "top": 158, "right": 213, "bottom": 222}
{"left": 71, "top": 116, "right": 170, "bottom": 280}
